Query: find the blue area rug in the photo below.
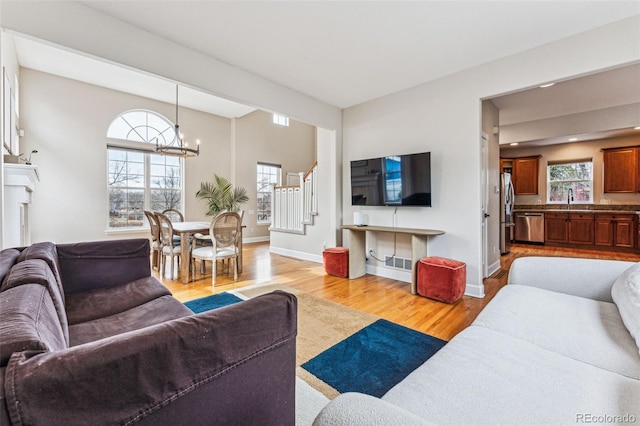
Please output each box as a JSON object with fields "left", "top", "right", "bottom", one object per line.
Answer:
{"left": 301, "top": 318, "right": 446, "bottom": 397}
{"left": 184, "top": 292, "right": 243, "bottom": 313}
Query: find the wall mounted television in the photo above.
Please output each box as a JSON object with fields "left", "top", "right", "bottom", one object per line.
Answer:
{"left": 350, "top": 151, "right": 432, "bottom": 207}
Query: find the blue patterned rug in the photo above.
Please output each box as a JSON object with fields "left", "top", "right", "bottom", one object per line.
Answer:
{"left": 184, "top": 287, "right": 446, "bottom": 398}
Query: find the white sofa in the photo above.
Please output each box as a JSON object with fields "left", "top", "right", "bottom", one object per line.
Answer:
{"left": 313, "top": 257, "right": 640, "bottom": 425}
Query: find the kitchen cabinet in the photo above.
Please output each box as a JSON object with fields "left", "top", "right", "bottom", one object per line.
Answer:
{"left": 513, "top": 157, "right": 539, "bottom": 195}
{"left": 568, "top": 213, "right": 594, "bottom": 245}
{"left": 545, "top": 213, "right": 568, "bottom": 243}
{"left": 602, "top": 146, "right": 639, "bottom": 193}
{"left": 595, "top": 213, "right": 635, "bottom": 248}
{"left": 500, "top": 158, "right": 513, "bottom": 174}
{"left": 501, "top": 156, "right": 539, "bottom": 194}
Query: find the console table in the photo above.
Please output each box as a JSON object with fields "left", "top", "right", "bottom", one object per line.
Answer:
{"left": 341, "top": 225, "right": 445, "bottom": 294}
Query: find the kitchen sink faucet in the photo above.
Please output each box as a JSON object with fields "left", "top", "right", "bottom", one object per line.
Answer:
{"left": 567, "top": 188, "right": 574, "bottom": 209}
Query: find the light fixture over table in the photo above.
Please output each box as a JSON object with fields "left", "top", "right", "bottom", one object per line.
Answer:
{"left": 155, "top": 85, "right": 200, "bottom": 157}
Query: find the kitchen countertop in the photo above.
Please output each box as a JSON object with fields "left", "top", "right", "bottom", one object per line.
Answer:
{"left": 514, "top": 205, "right": 640, "bottom": 215}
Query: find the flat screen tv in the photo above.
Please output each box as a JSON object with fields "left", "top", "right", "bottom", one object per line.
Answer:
{"left": 351, "top": 152, "right": 432, "bottom": 207}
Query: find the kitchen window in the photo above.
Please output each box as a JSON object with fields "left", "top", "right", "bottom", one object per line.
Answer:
{"left": 547, "top": 159, "right": 593, "bottom": 204}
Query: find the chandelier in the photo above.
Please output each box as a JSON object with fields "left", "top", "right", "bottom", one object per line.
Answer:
{"left": 155, "top": 85, "right": 200, "bottom": 157}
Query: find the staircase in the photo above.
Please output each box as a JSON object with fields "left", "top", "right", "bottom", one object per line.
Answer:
{"left": 269, "top": 162, "right": 318, "bottom": 234}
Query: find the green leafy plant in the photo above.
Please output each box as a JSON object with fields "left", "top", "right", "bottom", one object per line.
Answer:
{"left": 196, "top": 174, "right": 249, "bottom": 216}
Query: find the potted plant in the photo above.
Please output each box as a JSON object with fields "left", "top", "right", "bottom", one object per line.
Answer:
{"left": 196, "top": 174, "right": 249, "bottom": 216}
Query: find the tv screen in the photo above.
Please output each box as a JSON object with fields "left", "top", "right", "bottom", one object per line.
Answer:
{"left": 351, "top": 152, "right": 431, "bottom": 207}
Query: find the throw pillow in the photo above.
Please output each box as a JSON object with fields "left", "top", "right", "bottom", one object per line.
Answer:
{"left": 611, "top": 262, "right": 640, "bottom": 355}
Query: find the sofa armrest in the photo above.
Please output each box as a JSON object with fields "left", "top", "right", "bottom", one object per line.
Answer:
{"left": 3, "top": 291, "right": 297, "bottom": 426}
{"left": 507, "top": 256, "right": 636, "bottom": 302}
{"left": 313, "top": 393, "right": 433, "bottom": 426}
{"left": 57, "top": 239, "right": 151, "bottom": 294}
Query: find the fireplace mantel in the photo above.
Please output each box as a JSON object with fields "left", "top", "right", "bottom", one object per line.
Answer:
{"left": 3, "top": 164, "right": 39, "bottom": 247}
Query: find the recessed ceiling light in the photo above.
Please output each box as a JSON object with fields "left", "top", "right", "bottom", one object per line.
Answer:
{"left": 510, "top": 143, "right": 519, "bottom": 146}
{"left": 539, "top": 83, "right": 555, "bottom": 88}
{"left": 635, "top": 126, "right": 640, "bottom": 130}
{"left": 568, "top": 137, "right": 578, "bottom": 142}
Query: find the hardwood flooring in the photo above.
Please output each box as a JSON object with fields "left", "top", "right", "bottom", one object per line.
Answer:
{"left": 157, "top": 242, "right": 638, "bottom": 341}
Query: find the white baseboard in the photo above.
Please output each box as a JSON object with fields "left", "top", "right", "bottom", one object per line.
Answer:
{"left": 269, "top": 246, "right": 323, "bottom": 264}
{"left": 487, "top": 259, "right": 501, "bottom": 277}
{"left": 464, "top": 282, "right": 485, "bottom": 298}
{"left": 243, "top": 236, "right": 270, "bottom": 244}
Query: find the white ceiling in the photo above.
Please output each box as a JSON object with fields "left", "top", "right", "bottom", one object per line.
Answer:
{"left": 8, "top": 1, "right": 640, "bottom": 135}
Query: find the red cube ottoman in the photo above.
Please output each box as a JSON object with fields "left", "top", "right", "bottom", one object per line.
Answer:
{"left": 323, "top": 247, "right": 349, "bottom": 278}
{"left": 417, "top": 256, "right": 466, "bottom": 303}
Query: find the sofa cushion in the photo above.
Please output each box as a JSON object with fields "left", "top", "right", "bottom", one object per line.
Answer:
{"left": 57, "top": 239, "right": 151, "bottom": 294}
{"left": 69, "top": 295, "right": 192, "bottom": 346}
{"left": 611, "top": 262, "right": 640, "bottom": 355}
{"left": 16, "top": 242, "right": 64, "bottom": 302}
{"left": 2, "top": 259, "right": 70, "bottom": 345}
{"left": 382, "top": 326, "right": 640, "bottom": 425}
{"left": 0, "top": 284, "right": 67, "bottom": 366}
{"left": 473, "top": 284, "right": 640, "bottom": 379}
{"left": 65, "top": 277, "right": 172, "bottom": 325}
{"left": 0, "top": 248, "right": 21, "bottom": 286}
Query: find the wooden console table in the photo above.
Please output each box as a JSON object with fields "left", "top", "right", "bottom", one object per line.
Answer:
{"left": 341, "top": 225, "right": 445, "bottom": 294}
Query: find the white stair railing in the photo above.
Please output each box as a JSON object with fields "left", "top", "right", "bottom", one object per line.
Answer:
{"left": 270, "top": 162, "right": 318, "bottom": 234}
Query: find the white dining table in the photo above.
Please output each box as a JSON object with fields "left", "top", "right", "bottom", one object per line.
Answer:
{"left": 171, "top": 221, "right": 244, "bottom": 284}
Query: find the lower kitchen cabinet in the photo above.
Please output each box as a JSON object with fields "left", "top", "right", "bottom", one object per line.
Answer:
{"left": 539, "top": 211, "right": 637, "bottom": 251}
{"left": 595, "top": 214, "right": 636, "bottom": 249}
{"left": 545, "top": 213, "right": 568, "bottom": 243}
{"left": 568, "top": 213, "right": 594, "bottom": 245}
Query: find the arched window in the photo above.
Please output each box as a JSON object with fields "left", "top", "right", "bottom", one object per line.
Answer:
{"left": 107, "top": 109, "right": 176, "bottom": 144}
{"left": 106, "top": 110, "right": 183, "bottom": 229}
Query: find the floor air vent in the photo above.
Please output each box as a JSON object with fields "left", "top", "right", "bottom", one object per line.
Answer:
{"left": 384, "top": 255, "right": 412, "bottom": 271}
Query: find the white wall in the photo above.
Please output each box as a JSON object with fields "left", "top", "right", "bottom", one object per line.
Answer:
{"left": 270, "top": 126, "right": 339, "bottom": 261}
{"left": 233, "top": 110, "right": 316, "bottom": 240}
{"left": 342, "top": 17, "right": 640, "bottom": 295}
{"left": 19, "top": 69, "right": 318, "bottom": 245}
{"left": 20, "top": 69, "right": 230, "bottom": 243}
{"left": 1, "top": 0, "right": 343, "bottom": 255}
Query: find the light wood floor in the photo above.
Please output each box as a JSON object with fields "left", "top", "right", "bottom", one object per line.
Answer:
{"left": 157, "top": 242, "right": 638, "bottom": 341}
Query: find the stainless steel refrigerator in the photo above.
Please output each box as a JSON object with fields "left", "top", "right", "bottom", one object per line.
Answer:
{"left": 500, "top": 172, "right": 515, "bottom": 254}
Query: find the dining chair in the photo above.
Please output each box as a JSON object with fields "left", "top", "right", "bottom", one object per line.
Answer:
{"left": 161, "top": 208, "right": 184, "bottom": 222}
{"left": 144, "top": 210, "right": 162, "bottom": 271}
{"left": 191, "top": 211, "right": 241, "bottom": 286}
{"left": 193, "top": 210, "right": 228, "bottom": 248}
{"left": 156, "top": 212, "right": 187, "bottom": 280}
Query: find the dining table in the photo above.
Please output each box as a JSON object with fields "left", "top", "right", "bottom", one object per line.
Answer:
{"left": 171, "top": 221, "right": 244, "bottom": 284}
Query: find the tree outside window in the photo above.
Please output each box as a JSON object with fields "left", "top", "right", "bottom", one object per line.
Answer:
{"left": 257, "top": 163, "right": 281, "bottom": 224}
{"left": 547, "top": 160, "right": 593, "bottom": 203}
{"left": 107, "top": 110, "right": 182, "bottom": 229}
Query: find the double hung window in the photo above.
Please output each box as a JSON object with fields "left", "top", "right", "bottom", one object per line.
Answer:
{"left": 107, "top": 110, "right": 183, "bottom": 229}
{"left": 257, "top": 162, "right": 282, "bottom": 224}
{"left": 547, "top": 159, "right": 593, "bottom": 203}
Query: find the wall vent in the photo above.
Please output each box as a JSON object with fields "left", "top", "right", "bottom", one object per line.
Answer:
{"left": 384, "top": 255, "right": 412, "bottom": 271}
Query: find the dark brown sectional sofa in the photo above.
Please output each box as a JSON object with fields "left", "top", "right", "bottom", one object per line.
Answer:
{"left": 0, "top": 238, "right": 297, "bottom": 425}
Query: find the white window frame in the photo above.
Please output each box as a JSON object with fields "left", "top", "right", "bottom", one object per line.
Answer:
{"left": 107, "top": 110, "right": 183, "bottom": 230}
{"left": 546, "top": 159, "right": 594, "bottom": 204}
{"left": 257, "top": 162, "right": 282, "bottom": 224}
{"left": 273, "top": 113, "right": 289, "bottom": 127}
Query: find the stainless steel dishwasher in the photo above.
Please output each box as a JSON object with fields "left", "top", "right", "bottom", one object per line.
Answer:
{"left": 514, "top": 212, "right": 545, "bottom": 243}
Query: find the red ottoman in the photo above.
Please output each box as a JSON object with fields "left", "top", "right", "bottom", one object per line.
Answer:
{"left": 323, "top": 247, "right": 349, "bottom": 278}
{"left": 417, "top": 256, "right": 466, "bottom": 303}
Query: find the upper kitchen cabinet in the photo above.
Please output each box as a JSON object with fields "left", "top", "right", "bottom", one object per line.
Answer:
{"left": 602, "top": 146, "right": 639, "bottom": 193}
{"left": 513, "top": 156, "right": 539, "bottom": 195}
